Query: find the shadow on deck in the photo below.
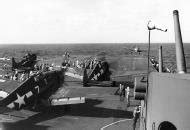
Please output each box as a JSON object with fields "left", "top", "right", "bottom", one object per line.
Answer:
{"left": 1, "top": 99, "right": 133, "bottom": 130}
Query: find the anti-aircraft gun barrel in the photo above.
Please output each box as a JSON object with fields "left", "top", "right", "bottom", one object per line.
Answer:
{"left": 173, "top": 10, "right": 187, "bottom": 73}
{"left": 159, "top": 46, "right": 163, "bottom": 72}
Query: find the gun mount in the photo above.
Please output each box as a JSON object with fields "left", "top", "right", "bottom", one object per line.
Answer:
{"left": 134, "top": 10, "right": 190, "bottom": 130}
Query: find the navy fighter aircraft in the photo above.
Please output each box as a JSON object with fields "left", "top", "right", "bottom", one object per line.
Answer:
{"left": 0, "top": 69, "right": 86, "bottom": 110}
{"left": 132, "top": 46, "right": 148, "bottom": 54}
{"left": 12, "top": 53, "right": 38, "bottom": 72}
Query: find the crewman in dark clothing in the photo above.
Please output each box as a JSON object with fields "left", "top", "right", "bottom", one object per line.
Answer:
{"left": 119, "top": 84, "right": 125, "bottom": 101}
{"left": 133, "top": 106, "right": 141, "bottom": 130}
{"left": 100, "top": 61, "right": 111, "bottom": 81}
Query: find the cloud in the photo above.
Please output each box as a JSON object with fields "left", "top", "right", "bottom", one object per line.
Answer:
{"left": 0, "top": 0, "right": 189, "bottom": 43}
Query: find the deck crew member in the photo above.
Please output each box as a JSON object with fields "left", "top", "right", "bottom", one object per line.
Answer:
{"left": 119, "top": 84, "right": 125, "bottom": 101}
{"left": 133, "top": 106, "right": 141, "bottom": 130}
{"left": 20, "top": 72, "right": 27, "bottom": 82}
{"left": 126, "top": 86, "right": 130, "bottom": 107}
{"left": 13, "top": 71, "right": 18, "bottom": 80}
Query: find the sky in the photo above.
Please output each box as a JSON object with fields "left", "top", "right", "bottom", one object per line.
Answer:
{"left": 0, "top": 0, "right": 189, "bottom": 44}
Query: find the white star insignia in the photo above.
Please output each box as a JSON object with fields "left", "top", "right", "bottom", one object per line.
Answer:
{"left": 14, "top": 93, "right": 25, "bottom": 109}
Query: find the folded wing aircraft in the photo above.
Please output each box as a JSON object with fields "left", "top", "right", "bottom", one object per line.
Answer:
{"left": 0, "top": 69, "right": 87, "bottom": 110}
{"left": 0, "top": 64, "right": 120, "bottom": 111}
{"left": 12, "top": 53, "right": 38, "bottom": 72}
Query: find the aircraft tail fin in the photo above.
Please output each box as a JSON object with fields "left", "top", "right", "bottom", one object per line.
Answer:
{"left": 83, "top": 68, "right": 89, "bottom": 87}
{"left": 12, "top": 57, "right": 17, "bottom": 70}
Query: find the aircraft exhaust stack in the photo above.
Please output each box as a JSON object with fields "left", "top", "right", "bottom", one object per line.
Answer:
{"left": 173, "top": 10, "right": 187, "bottom": 73}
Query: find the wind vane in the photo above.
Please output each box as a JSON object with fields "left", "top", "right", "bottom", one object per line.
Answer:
{"left": 147, "top": 20, "right": 167, "bottom": 32}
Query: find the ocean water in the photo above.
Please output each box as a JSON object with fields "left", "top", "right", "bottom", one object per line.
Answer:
{"left": 0, "top": 43, "right": 190, "bottom": 72}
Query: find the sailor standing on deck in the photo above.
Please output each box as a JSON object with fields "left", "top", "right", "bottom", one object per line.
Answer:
{"left": 89, "top": 60, "right": 94, "bottom": 69}
{"left": 76, "top": 60, "right": 80, "bottom": 68}
{"left": 20, "top": 72, "right": 26, "bottom": 82}
{"left": 126, "top": 86, "right": 130, "bottom": 107}
{"left": 119, "top": 84, "right": 125, "bottom": 101}
{"left": 133, "top": 106, "right": 141, "bottom": 130}
{"left": 13, "top": 71, "right": 18, "bottom": 80}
